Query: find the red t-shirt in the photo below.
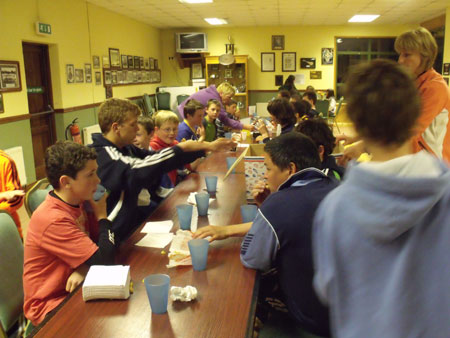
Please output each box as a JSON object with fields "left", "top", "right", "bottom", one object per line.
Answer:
{"left": 150, "top": 135, "right": 179, "bottom": 185}
{"left": 23, "top": 193, "right": 98, "bottom": 325}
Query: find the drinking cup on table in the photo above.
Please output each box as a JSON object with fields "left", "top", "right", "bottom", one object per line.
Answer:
{"left": 241, "top": 131, "right": 247, "bottom": 141}
{"left": 205, "top": 176, "right": 218, "bottom": 194}
{"left": 176, "top": 204, "right": 193, "bottom": 230}
{"left": 224, "top": 132, "right": 232, "bottom": 139}
{"left": 195, "top": 192, "right": 210, "bottom": 216}
{"left": 226, "top": 157, "right": 237, "bottom": 173}
{"left": 144, "top": 274, "right": 170, "bottom": 314}
{"left": 188, "top": 239, "right": 210, "bottom": 271}
{"left": 240, "top": 204, "right": 258, "bottom": 223}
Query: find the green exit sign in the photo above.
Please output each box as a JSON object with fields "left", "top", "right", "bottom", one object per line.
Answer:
{"left": 35, "top": 22, "right": 52, "bottom": 36}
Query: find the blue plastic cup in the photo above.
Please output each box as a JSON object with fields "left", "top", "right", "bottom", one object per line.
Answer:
{"left": 205, "top": 176, "right": 218, "bottom": 194}
{"left": 144, "top": 274, "right": 170, "bottom": 314}
{"left": 226, "top": 157, "right": 237, "bottom": 173}
{"left": 241, "top": 204, "right": 258, "bottom": 223}
{"left": 176, "top": 204, "right": 193, "bottom": 230}
{"left": 195, "top": 192, "right": 210, "bottom": 216}
{"left": 224, "top": 132, "right": 232, "bottom": 139}
{"left": 188, "top": 239, "right": 210, "bottom": 271}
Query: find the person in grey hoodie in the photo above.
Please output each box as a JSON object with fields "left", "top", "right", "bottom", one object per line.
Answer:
{"left": 313, "top": 59, "right": 450, "bottom": 338}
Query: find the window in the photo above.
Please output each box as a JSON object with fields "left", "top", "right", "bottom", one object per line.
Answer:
{"left": 336, "top": 37, "right": 397, "bottom": 98}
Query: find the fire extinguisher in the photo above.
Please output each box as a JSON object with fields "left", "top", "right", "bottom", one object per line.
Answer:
{"left": 65, "top": 118, "right": 82, "bottom": 144}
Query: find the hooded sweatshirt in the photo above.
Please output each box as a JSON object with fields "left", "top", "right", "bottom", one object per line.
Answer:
{"left": 313, "top": 151, "right": 450, "bottom": 338}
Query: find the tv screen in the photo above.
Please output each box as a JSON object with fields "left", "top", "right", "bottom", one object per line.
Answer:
{"left": 176, "top": 33, "right": 208, "bottom": 53}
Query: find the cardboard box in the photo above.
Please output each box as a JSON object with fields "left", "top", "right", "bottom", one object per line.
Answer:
{"left": 224, "top": 144, "right": 266, "bottom": 200}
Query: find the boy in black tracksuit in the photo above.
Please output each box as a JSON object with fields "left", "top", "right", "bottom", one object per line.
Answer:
{"left": 91, "top": 98, "right": 234, "bottom": 240}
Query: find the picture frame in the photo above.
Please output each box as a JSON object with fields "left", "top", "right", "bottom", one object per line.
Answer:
{"left": 127, "top": 70, "right": 133, "bottom": 83}
{"left": 132, "top": 71, "right": 137, "bottom": 83}
{"left": 104, "top": 70, "right": 112, "bottom": 85}
{"left": 134, "top": 56, "right": 140, "bottom": 70}
{"left": 0, "top": 61, "right": 22, "bottom": 92}
{"left": 105, "top": 85, "right": 112, "bottom": 99}
{"left": 109, "top": 48, "right": 121, "bottom": 69}
{"left": 310, "top": 71, "right": 322, "bottom": 79}
{"left": 75, "top": 69, "right": 84, "bottom": 83}
{"left": 224, "top": 68, "right": 233, "bottom": 78}
{"left": 321, "top": 48, "right": 334, "bottom": 65}
{"left": 111, "top": 71, "right": 118, "bottom": 84}
{"left": 66, "top": 64, "right": 74, "bottom": 84}
{"left": 95, "top": 71, "right": 101, "bottom": 85}
{"left": 123, "top": 70, "right": 128, "bottom": 84}
{"left": 445, "top": 77, "right": 449, "bottom": 85}
{"left": 85, "top": 63, "right": 92, "bottom": 83}
{"left": 93, "top": 55, "right": 100, "bottom": 69}
{"left": 102, "top": 55, "right": 110, "bottom": 69}
{"left": 275, "top": 75, "right": 283, "bottom": 86}
{"left": 282, "top": 52, "right": 296, "bottom": 72}
{"left": 121, "top": 55, "right": 128, "bottom": 69}
{"left": 191, "top": 62, "right": 203, "bottom": 79}
{"left": 149, "top": 58, "right": 154, "bottom": 70}
{"left": 117, "top": 70, "right": 124, "bottom": 84}
{"left": 443, "top": 63, "right": 450, "bottom": 76}
{"left": 140, "top": 57, "right": 144, "bottom": 69}
{"left": 154, "top": 59, "right": 158, "bottom": 69}
{"left": 144, "top": 58, "right": 149, "bottom": 70}
{"left": 272, "top": 35, "right": 285, "bottom": 50}
{"left": 0, "top": 93, "right": 4, "bottom": 113}
{"left": 261, "top": 52, "right": 275, "bottom": 72}
{"left": 300, "top": 58, "right": 316, "bottom": 69}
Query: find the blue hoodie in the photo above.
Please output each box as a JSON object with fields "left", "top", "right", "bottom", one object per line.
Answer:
{"left": 313, "top": 151, "right": 450, "bottom": 338}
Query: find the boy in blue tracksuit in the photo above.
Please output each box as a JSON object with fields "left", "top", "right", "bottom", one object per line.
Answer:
{"left": 91, "top": 98, "right": 234, "bottom": 240}
{"left": 194, "top": 132, "right": 338, "bottom": 337}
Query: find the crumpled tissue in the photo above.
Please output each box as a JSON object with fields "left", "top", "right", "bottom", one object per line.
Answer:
{"left": 170, "top": 285, "right": 198, "bottom": 302}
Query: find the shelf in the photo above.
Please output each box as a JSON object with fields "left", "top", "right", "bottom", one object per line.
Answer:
{"left": 235, "top": 93, "right": 246, "bottom": 96}
{"left": 175, "top": 52, "right": 209, "bottom": 69}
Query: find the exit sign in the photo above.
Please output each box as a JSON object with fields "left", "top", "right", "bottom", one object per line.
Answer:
{"left": 35, "top": 22, "right": 52, "bottom": 36}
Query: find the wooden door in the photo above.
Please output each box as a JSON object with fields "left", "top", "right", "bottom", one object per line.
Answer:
{"left": 22, "top": 43, "right": 55, "bottom": 180}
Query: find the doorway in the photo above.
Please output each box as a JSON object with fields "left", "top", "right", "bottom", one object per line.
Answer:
{"left": 22, "top": 42, "right": 55, "bottom": 180}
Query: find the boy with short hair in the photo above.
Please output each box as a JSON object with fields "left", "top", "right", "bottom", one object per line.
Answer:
{"left": 313, "top": 59, "right": 450, "bottom": 337}
{"left": 177, "top": 99, "right": 205, "bottom": 142}
{"left": 134, "top": 116, "right": 155, "bottom": 150}
{"left": 0, "top": 149, "right": 24, "bottom": 238}
{"left": 23, "top": 141, "right": 117, "bottom": 328}
{"left": 296, "top": 118, "right": 345, "bottom": 180}
{"left": 302, "top": 91, "right": 319, "bottom": 117}
{"left": 195, "top": 133, "right": 337, "bottom": 336}
{"left": 203, "top": 99, "right": 220, "bottom": 142}
{"left": 91, "top": 98, "right": 233, "bottom": 240}
{"left": 225, "top": 99, "right": 240, "bottom": 121}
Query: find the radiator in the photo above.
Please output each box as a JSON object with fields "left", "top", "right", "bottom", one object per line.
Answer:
{"left": 82, "top": 124, "right": 101, "bottom": 145}
{"left": 4, "top": 146, "right": 27, "bottom": 186}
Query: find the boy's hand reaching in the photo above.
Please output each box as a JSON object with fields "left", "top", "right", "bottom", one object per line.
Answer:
{"left": 209, "top": 138, "right": 236, "bottom": 152}
{"left": 252, "top": 180, "right": 270, "bottom": 206}
{"left": 193, "top": 225, "right": 230, "bottom": 242}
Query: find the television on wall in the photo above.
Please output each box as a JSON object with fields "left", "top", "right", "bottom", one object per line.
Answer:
{"left": 175, "top": 32, "right": 208, "bottom": 53}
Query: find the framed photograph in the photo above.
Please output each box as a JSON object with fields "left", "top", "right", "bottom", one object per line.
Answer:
{"left": 137, "top": 71, "right": 143, "bottom": 83}
{"left": 144, "top": 58, "right": 149, "bottom": 70}
{"left": 191, "top": 62, "right": 203, "bottom": 79}
{"left": 109, "top": 48, "right": 120, "bottom": 69}
{"left": 123, "top": 70, "right": 128, "bottom": 84}
{"left": 127, "top": 70, "right": 133, "bottom": 83}
{"left": 445, "top": 77, "right": 449, "bottom": 85}
{"left": 134, "top": 56, "right": 140, "bottom": 70}
{"left": 102, "top": 55, "right": 110, "bottom": 69}
{"left": 321, "top": 48, "right": 334, "bottom": 65}
{"left": 0, "top": 61, "right": 22, "bottom": 92}
{"left": 95, "top": 71, "right": 101, "bottom": 85}
{"left": 310, "top": 71, "right": 322, "bottom": 79}
{"left": 111, "top": 71, "right": 117, "bottom": 84}
{"left": 154, "top": 70, "right": 161, "bottom": 83}
{"left": 132, "top": 71, "right": 137, "bottom": 82}
{"left": 140, "top": 57, "right": 144, "bottom": 69}
{"left": 275, "top": 75, "right": 283, "bottom": 86}
{"left": 117, "top": 70, "right": 123, "bottom": 84}
{"left": 75, "top": 69, "right": 84, "bottom": 83}
{"left": 93, "top": 55, "right": 100, "bottom": 69}
{"left": 0, "top": 93, "right": 4, "bottom": 113}
{"left": 272, "top": 35, "right": 285, "bottom": 50}
{"left": 154, "top": 59, "right": 158, "bottom": 69}
{"left": 149, "top": 58, "right": 154, "bottom": 70}
{"left": 300, "top": 58, "right": 316, "bottom": 69}
{"left": 85, "top": 63, "right": 92, "bottom": 83}
{"left": 261, "top": 52, "right": 275, "bottom": 72}
{"left": 443, "top": 63, "right": 450, "bottom": 76}
{"left": 282, "top": 52, "right": 296, "bottom": 72}
{"left": 105, "top": 85, "right": 112, "bottom": 99}
{"left": 224, "top": 69, "right": 233, "bottom": 78}
{"left": 127, "top": 56, "right": 133, "bottom": 69}
{"left": 104, "top": 70, "right": 112, "bottom": 85}
{"left": 66, "top": 64, "right": 74, "bottom": 84}
{"left": 121, "top": 55, "right": 128, "bottom": 69}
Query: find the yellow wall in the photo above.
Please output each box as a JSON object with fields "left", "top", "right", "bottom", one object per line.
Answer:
{"left": 444, "top": 8, "right": 450, "bottom": 67}
{"left": 160, "top": 24, "right": 416, "bottom": 91}
{"left": 0, "top": 0, "right": 161, "bottom": 117}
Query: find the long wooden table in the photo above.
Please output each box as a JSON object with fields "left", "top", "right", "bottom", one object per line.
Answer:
{"left": 33, "top": 150, "right": 258, "bottom": 338}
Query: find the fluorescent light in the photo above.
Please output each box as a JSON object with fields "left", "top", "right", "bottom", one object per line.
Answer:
{"left": 204, "top": 18, "right": 228, "bottom": 25}
{"left": 179, "top": 0, "right": 213, "bottom": 3}
{"left": 348, "top": 15, "right": 380, "bottom": 23}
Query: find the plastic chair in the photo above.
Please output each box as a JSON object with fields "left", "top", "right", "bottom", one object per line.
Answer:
{"left": 315, "top": 100, "right": 330, "bottom": 119}
{"left": 329, "top": 97, "right": 344, "bottom": 133}
{"left": 142, "top": 94, "right": 155, "bottom": 116}
{"left": 0, "top": 210, "right": 25, "bottom": 337}
{"left": 24, "top": 178, "right": 52, "bottom": 218}
{"left": 155, "top": 92, "right": 171, "bottom": 111}
{"left": 176, "top": 94, "right": 189, "bottom": 105}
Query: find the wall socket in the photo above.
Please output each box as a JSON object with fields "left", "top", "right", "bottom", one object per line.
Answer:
{"left": 169, "top": 56, "right": 174, "bottom": 60}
